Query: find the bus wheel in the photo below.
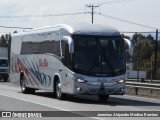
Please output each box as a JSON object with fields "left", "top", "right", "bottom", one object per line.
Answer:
{"left": 98, "top": 95, "right": 109, "bottom": 103}
{"left": 55, "top": 80, "right": 63, "bottom": 100}
{"left": 20, "top": 75, "right": 35, "bottom": 94}
{"left": 4, "top": 77, "right": 8, "bottom": 82}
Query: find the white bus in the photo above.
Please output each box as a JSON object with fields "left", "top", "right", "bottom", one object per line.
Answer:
{"left": 10, "top": 23, "right": 126, "bottom": 102}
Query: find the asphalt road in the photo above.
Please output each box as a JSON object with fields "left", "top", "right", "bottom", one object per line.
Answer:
{"left": 0, "top": 81, "right": 160, "bottom": 120}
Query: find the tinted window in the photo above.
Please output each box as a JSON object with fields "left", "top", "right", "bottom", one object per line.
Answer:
{"left": 39, "top": 40, "right": 61, "bottom": 57}
{"left": 73, "top": 35, "right": 125, "bottom": 76}
{"left": 21, "top": 40, "right": 61, "bottom": 57}
{"left": 21, "top": 42, "right": 39, "bottom": 54}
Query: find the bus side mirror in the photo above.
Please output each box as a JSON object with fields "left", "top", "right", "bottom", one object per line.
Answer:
{"left": 62, "top": 36, "right": 74, "bottom": 54}
{"left": 123, "top": 38, "right": 134, "bottom": 56}
{"left": 61, "top": 56, "right": 65, "bottom": 64}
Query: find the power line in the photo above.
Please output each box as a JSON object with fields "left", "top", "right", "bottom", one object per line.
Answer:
{"left": 98, "top": 0, "right": 133, "bottom": 5}
{"left": 0, "top": 12, "right": 85, "bottom": 18}
{"left": 0, "top": 32, "right": 11, "bottom": 33}
{"left": 72, "top": 14, "right": 87, "bottom": 23}
{"left": 0, "top": 26, "right": 33, "bottom": 29}
{"left": 99, "top": 13, "right": 158, "bottom": 30}
{"left": 71, "top": 7, "right": 88, "bottom": 23}
{"left": 0, "top": 12, "right": 86, "bottom": 29}
{"left": 86, "top": 4, "right": 100, "bottom": 24}
{"left": 64, "top": 6, "right": 86, "bottom": 23}
{"left": 90, "top": 0, "right": 133, "bottom": 6}
{"left": 121, "top": 31, "right": 160, "bottom": 33}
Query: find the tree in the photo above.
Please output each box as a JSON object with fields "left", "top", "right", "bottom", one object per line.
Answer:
{"left": 121, "top": 34, "right": 130, "bottom": 40}
{"left": 132, "top": 33, "right": 145, "bottom": 46}
{"left": 0, "top": 34, "right": 10, "bottom": 47}
{"left": 0, "top": 35, "right": 7, "bottom": 47}
{"left": 131, "top": 33, "right": 160, "bottom": 79}
{"left": 14, "top": 31, "right": 18, "bottom": 33}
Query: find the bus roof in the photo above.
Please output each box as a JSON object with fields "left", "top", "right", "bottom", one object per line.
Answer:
{"left": 12, "top": 23, "right": 120, "bottom": 36}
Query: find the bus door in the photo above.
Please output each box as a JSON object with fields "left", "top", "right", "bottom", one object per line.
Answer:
{"left": 61, "top": 39, "right": 73, "bottom": 93}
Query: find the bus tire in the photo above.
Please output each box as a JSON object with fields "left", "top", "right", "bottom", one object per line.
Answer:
{"left": 98, "top": 95, "right": 109, "bottom": 103}
{"left": 4, "top": 77, "right": 8, "bottom": 82}
{"left": 55, "top": 79, "right": 64, "bottom": 100}
{"left": 20, "top": 75, "right": 35, "bottom": 94}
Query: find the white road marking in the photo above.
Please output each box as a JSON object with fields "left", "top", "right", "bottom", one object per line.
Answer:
{"left": 0, "top": 93, "right": 102, "bottom": 120}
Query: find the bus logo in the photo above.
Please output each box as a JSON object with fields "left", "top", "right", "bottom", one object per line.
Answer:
{"left": 39, "top": 59, "right": 48, "bottom": 67}
{"left": 97, "top": 79, "right": 109, "bottom": 83}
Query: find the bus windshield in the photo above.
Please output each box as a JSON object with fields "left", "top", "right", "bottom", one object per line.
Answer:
{"left": 72, "top": 35, "right": 125, "bottom": 76}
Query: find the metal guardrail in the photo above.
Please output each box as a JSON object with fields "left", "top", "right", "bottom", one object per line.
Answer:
{"left": 126, "top": 80, "right": 160, "bottom": 95}
{"left": 126, "top": 81, "right": 160, "bottom": 90}
{"left": 127, "top": 79, "right": 160, "bottom": 83}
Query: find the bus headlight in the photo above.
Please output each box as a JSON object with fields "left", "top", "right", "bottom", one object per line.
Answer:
{"left": 116, "top": 79, "right": 125, "bottom": 83}
{"left": 113, "top": 78, "right": 126, "bottom": 83}
{"left": 77, "top": 79, "right": 88, "bottom": 83}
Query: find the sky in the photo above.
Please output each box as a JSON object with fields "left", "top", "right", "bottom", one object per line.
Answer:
{"left": 0, "top": 0, "right": 160, "bottom": 37}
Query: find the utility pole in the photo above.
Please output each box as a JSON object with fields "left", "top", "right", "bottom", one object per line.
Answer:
{"left": 86, "top": 4, "right": 100, "bottom": 24}
{"left": 8, "top": 34, "right": 11, "bottom": 72}
{"left": 153, "top": 29, "right": 158, "bottom": 79}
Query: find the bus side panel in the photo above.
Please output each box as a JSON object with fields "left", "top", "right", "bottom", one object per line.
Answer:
{"left": 10, "top": 36, "right": 22, "bottom": 85}
{"left": 33, "top": 54, "right": 65, "bottom": 91}
{"left": 62, "top": 67, "right": 75, "bottom": 94}
{"left": 19, "top": 55, "right": 41, "bottom": 89}
{"left": 10, "top": 27, "right": 73, "bottom": 93}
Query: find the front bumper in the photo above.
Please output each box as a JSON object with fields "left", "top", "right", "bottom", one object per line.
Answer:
{"left": 0, "top": 73, "right": 9, "bottom": 78}
{"left": 74, "top": 82, "right": 126, "bottom": 95}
